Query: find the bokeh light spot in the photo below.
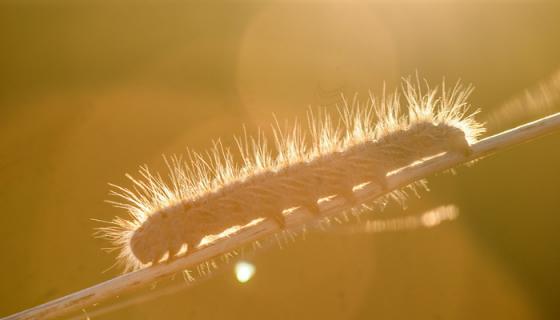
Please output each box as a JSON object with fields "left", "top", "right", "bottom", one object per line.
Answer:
{"left": 235, "top": 261, "right": 256, "bottom": 283}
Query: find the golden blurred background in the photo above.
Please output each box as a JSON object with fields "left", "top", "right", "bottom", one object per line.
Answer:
{"left": 1, "top": 1, "right": 560, "bottom": 319}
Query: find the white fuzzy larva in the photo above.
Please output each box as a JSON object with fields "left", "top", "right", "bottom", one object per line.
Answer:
{"left": 97, "top": 77, "right": 484, "bottom": 272}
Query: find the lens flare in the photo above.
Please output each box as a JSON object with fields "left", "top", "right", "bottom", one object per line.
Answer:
{"left": 235, "top": 261, "right": 256, "bottom": 283}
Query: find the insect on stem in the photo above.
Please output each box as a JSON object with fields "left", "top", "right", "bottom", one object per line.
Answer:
{"left": 4, "top": 111, "right": 560, "bottom": 320}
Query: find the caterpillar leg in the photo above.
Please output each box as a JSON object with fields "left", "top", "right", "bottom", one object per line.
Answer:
{"left": 166, "top": 221, "right": 188, "bottom": 261}
{"left": 268, "top": 210, "right": 287, "bottom": 228}
{"left": 178, "top": 241, "right": 197, "bottom": 258}
{"left": 262, "top": 201, "right": 287, "bottom": 228}
{"left": 166, "top": 246, "right": 180, "bottom": 262}
{"left": 302, "top": 200, "right": 321, "bottom": 216}
{"left": 151, "top": 257, "right": 161, "bottom": 266}
{"left": 334, "top": 185, "right": 358, "bottom": 207}
{"left": 457, "top": 144, "right": 473, "bottom": 157}
{"left": 446, "top": 130, "right": 473, "bottom": 157}
{"left": 166, "top": 237, "right": 186, "bottom": 262}
{"left": 321, "top": 174, "right": 359, "bottom": 207}
{"left": 378, "top": 177, "right": 389, "bottom": 191}
{"left": 343, "top": 191, "right": 359, "bottom": 206}
{"left": 447, "top": 138, "right": 473, "bottom": 157}
{"left": 364, "top": 173, "right": 388, "bottom": 192}
{"left": 246, "top": 186, "right": 287, "bottom": 228}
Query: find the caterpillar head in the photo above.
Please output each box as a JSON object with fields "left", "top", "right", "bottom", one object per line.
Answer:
{"left": 130, "top": 208, "right": 184, "bottom": 265}
{"left": 408, "top": 122, "right": 472, "bottom": 157}
{"left": 435, "top": 124, "right": 472, "bottom": 156}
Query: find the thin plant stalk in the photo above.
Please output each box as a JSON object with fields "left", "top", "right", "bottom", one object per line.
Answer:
{"left": 4, "top": 112, "right": 560, "bottom": 320}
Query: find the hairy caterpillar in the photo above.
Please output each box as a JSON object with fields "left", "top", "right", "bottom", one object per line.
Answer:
{"left": 98, "top": 77, "right": 484, "bottom": 272}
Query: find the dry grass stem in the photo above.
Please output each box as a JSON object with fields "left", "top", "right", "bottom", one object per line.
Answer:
{"left": 3, "top": 112, "right": 559, "bottom": 320}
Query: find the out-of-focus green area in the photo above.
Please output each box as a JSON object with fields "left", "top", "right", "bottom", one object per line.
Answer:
{"left": 1, "top": 1, "right": 559, "bottom": 319}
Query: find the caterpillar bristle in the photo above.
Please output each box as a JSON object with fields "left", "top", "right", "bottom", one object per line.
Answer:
{"left": 97, "top": 75, "right": 485, "bottom": 273}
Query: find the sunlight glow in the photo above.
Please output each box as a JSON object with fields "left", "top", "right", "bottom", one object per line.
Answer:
{"left": 199, "top": 218, "right": 264, "bottom": 247}
{"left": 235, "top": 261, "right": 256, "bottom": 283}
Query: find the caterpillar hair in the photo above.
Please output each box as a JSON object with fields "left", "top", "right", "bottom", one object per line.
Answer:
{"left": 98, "top": 76, "right": 485, "bottom": 272}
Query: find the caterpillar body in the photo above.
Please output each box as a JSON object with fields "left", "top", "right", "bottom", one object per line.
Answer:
{"left": 99, "top": 77, "right": 484, "bottom": 272}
